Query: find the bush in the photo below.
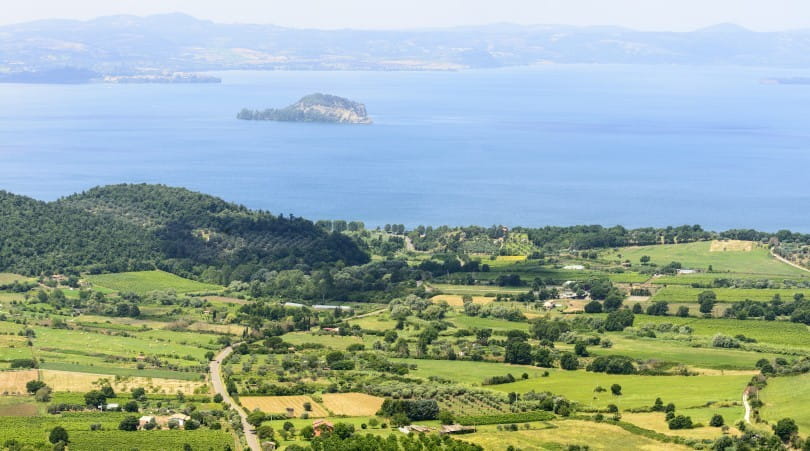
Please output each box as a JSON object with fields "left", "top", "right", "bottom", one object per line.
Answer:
{"left": 584, "top": 301, "right": 603, "bottom": 313}
{"left": 610, "top": 384, "right": 622, "bottom": 396}
{"left": 710, "top": 414, "right": 724, "bottom": 427}
{"left": 711, "top": 334, "right": 740, "bottom": 349}
{"left": 559, "top": 353, "right": 579, "bottom": 370}
{"left": 118, "top": 416, "right": 140, "bottom": 431}
{"left": 668, "top": 415, "right": 693, "bottom": 430}
{"left": 586, "top": 355, "right": 636, "bottom": 374}
{"left": 773, "top": 418, "right": 798, "bottom": 442}
{"left": 49, "top": 426, "right": 68, "bottom": 444}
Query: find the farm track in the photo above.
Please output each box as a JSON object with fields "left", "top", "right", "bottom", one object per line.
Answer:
{"left": 743, "top": 388, "right": 752, "bottom": 424}
{"left": 770, "top": 248, "right": 810, "bottom": 274}
{"left": 211, "top": 345, "right": 260, "bottom": 451}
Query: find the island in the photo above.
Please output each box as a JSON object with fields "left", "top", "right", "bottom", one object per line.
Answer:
{"left": 237, "top": 93, "right": 372, "bottom": 124}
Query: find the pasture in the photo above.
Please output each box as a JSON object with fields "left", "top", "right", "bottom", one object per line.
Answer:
{"left": 321, "top": 393, "right": 385, "bottom": 416}
{"left": 759, "top": 373, "right": 810, "bottom": 436}
{"left": 491, "top": 370, "right": 750, "bottom": 410}
{"left": 605, "top": 241, "right": 806, "bottom": 277}
{"left": 240, "top": 395, "right": 329, "bottom": 417}
{"left": 652, "top": 286, "right": 809, "bottom": 303}
{"left": 0, "top": 273, "right": 27, "bottom": 284}
{"left": 464, "top": 419, "right": 689, "bottom": 451}
{"left": 621, "top": 412, "right": 736, "bottom": 440}
{"left": 85, "top": 270, "right": 222, "bottom": 294}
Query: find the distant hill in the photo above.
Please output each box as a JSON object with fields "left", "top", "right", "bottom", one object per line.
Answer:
{"left": 4, "top": 13, "right": 810, "bottom": 76}
{"left": 238, "top": 94, "right": 372, "bottom": 124}
{"left": 0, "top": 184, "right": 369, "bottom": 278}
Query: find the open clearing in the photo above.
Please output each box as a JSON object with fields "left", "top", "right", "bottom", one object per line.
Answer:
{"left": 605, "top": 241, "right": 806, "bottom": 277}
{"left": 0, "top": 273, "right": 27, "bottom": 284}
{"left": 759, "top": 373, "right": 810, "bottom": 436}
{"left": 40, "top": 370, "right": 209, "bottom": 394}
{"left": 465, "top": 419, "right": 689, "bottom": 450}
{"left": 431, "top": 294, "right": 494, "bottom": 306}
{"left": 622, "top": 412, "right": 735, "bottom": 440}
{"left": 0, "top": 370, "right": 38, "bottom": 395}
{"left": 240, "top": 395, "right": 328, "bottom": 417}
{"left": 321, "top": 393, "right": 385, "bottom": 416}
{"left": 652, "top": 286, "right": 810, "bottom": 303}
{"left": 85, "top": 270, "right": 221, "bottom": 294}
{"left": 710, "top": 240, "right": 753, "bottom": 252}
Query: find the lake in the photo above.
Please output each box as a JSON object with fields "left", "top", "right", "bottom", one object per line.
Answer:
{"left": 1, "top": 65, "right": 809, "bottom": 231}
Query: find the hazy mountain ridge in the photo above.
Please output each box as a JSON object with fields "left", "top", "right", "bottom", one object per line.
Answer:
{"left": 4, "top": 13, "right": 810, "bottom": 76}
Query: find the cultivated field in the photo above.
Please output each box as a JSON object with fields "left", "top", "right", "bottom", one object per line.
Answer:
{"left": 431, "top": 294, "right": 494, "bottom": 306}
{"left": 85, "top": 270, "right": 222, "bottom": 294}
{"left": 759, "top": 373, "right": 810, "bottom": 436}
{"left": 40, "top": 370, "right": 209, "bottom": 394}
{"left": 465, "top": 419, "right": 690, "bottom": 451}
{"left": 621, "top": 412, "right": 736, "bottom": 440}
{"left": 0, "top": 370, "right": 38, "bottom": 395}
{"left": 605, "top": 241, "right": 807, "bottom": 277}
{"left": 652, "top": 286, "right": 809, "bottom": 303}
{"left": 710, "top": 240, "right": 754, "bottom": 252}
{"left": 240, "top": 395, "right": 329, "bottom": 418}
{"left": 321, "top": 393, "right": 385, "bottom": 416}
{"left": 0, "top": 273, "right": 27, "bottom": 284}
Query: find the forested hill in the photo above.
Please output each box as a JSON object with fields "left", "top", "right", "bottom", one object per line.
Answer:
{"left": 0, "top": 184, "right": 369, "bottom": 278}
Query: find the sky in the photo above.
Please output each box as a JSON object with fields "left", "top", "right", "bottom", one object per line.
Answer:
{"left": 3, "top": 0, "right": 810, "bottom": 31}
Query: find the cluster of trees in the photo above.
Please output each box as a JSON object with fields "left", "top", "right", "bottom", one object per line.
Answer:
{"left": 377, "top": 399, "right": 440, "bottom": 422}
{"left": 0, "top": 184, "right": 369, "bottom": 279}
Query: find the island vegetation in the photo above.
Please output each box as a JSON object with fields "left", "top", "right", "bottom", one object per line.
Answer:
{"left": 238, "top": 94, "right": 372, "bottom": 124}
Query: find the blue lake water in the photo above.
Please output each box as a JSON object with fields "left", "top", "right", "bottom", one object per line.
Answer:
{"left": 1, "top": 65, "right": 810, "bottom": 231}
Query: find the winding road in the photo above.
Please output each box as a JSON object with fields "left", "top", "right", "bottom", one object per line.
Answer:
{"left": 211, "top": 345, "right": 261, "bottom": 451}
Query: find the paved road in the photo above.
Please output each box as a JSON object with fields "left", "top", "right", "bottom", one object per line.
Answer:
{"left": 211, "top": 345, "right": 261, "bottom": 451}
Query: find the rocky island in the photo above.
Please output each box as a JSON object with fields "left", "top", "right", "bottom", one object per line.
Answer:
{"left": 237, "top": 93, "right": 372, "bottom": 124}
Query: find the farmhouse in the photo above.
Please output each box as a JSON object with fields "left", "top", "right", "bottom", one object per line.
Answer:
{"left": 138, "top": 415, "right": 155, "bottom": 429}
{"left": 440, "top": 424, "right": 475, "bottom": 435}
{"left": 398, "top": 425, "right": 433, "bottom": 434}
{"left": 168, "top": 413, "right": 190, "bottom": 427}
{"left": 543, "top": 301, "right": 561, "bottom": 310}
{"left": 312, "top": 419, "right": 334, "bottom": 436}
{"left": 677, "top": 268, "right": 698, "bottom": 274}
{"left": 321, "top": 327, "right": 340, "bottom": 333}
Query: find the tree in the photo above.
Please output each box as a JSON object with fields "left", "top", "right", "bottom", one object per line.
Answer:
{"left": 84, "top": 390, "right": 106, "bottom": 408}
{"left": 35, "top": 386, "right": 52, "bottom": 402}
{"left": 504, "top": 340, "right": 532, "bottom": 364}
{"left": 668, "top": 415, "right": 693, "bottom": 430}
{"left": 257, "top": 424, "right": 275, "bottom": 440}
{"left": 247, "top": 410, "right": 266, "bottom": 427}
{"left": 584, "top": 301, "right": 603, "bottom": 313}
{"left": 574, "top": 342, "right": 588, "bottom": 357}
{"left": 391, "top": 413, "right": 410, "bottom": 427}
{"left": 559, "top": 353, "right": 579, "bottom": 370}
{"left": 773, "top": 418, "right": 798, "bottom": 442}
{"left": 710, "top": 414, "right": 724, "bottom": 427}
{"left": 213, "top": 393, "right": 223, "bottom": 403}
{"left": 699, "top": 291, "right": 717, "bottom": 314}
{"left": 533, "top": 347, "right": 554, "bottom": 367}
{"left": 118, "top": 416, "right": 140, "bottom": 431}
{"left": 676, "top": 306, "right": 690, "bottom": 317}
{"left": 632, "top": 303, "right": 643, "bottom": 314}
{"left": 131, "top": 387, "right": 146, "bottom": 401}
{"left": 205, "top": 351, "right": 215, "bottom": 361}
{"left": 646, "top": 301, "right": 669, "bottom": 316}
{"left": 124, "top": 401, "right": 139, "bottom": 412}
{"left": 610, "top": 384, "right": 622, "bottom": 395}
{"left": 26, "top": 380, "right": 46, "bottom": 394}
{"left": 640, "top": 255, "right": 650, "bottom": 263}
{"left": 333, "top": 423, "right": 355, "bottom": 440}
{"left": 100, "top": 385, "right": 116, "bottom": 399}
{"left": 604, "top": 309, "right": 634, "bottom": 331}
{"left": 49, "top": 426, "right": 68, "bottom": 444}
{"left": 300, "top": 425, "right": 315, "bottom": 440}
{"left": 438, "top": 411, "right": 455, "bottom": 425}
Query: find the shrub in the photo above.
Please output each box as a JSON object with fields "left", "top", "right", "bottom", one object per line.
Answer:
{"left": 118, "top": 416, "right": 140, "bottom": 431}
{"left": 49, "top": 426, "right": 68, "bottom": 444}
{"left": 710, "top": 414, "right": 724, "bottom": 427}
{"left": 668, "top": 415, "right": 692, "bottom": 430}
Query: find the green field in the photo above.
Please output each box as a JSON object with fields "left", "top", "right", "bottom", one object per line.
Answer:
{"left": 449, "top": 313, "right": 531, "bottom": 332}
{"left": 0, "top": 413, "right": 233, "bottom": 450}
{"left": 759, "top": 373, "right": 810, "bottom": 437}
{"left": 85, "top": 270, "right": 222, "bottom": 294}
{"left": 590, "top": 335, "right": 779, "bottom": 370}
{"left": 0, "top": 273, "right": 28, "bottom": 284}
{"left": 632, "top": 315, "right": 810, "bottom": 349}
{"left": 605, "top": 241, "right": 807, "bottom": 277}
{"left": 492, "top": 369, "right": 750, "bottom": 410}
{"left": 395, "top": 358, "right": 546, "bottom": 385}
{"left": 652, "top": 286, "right": 810, "bottom": 303}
